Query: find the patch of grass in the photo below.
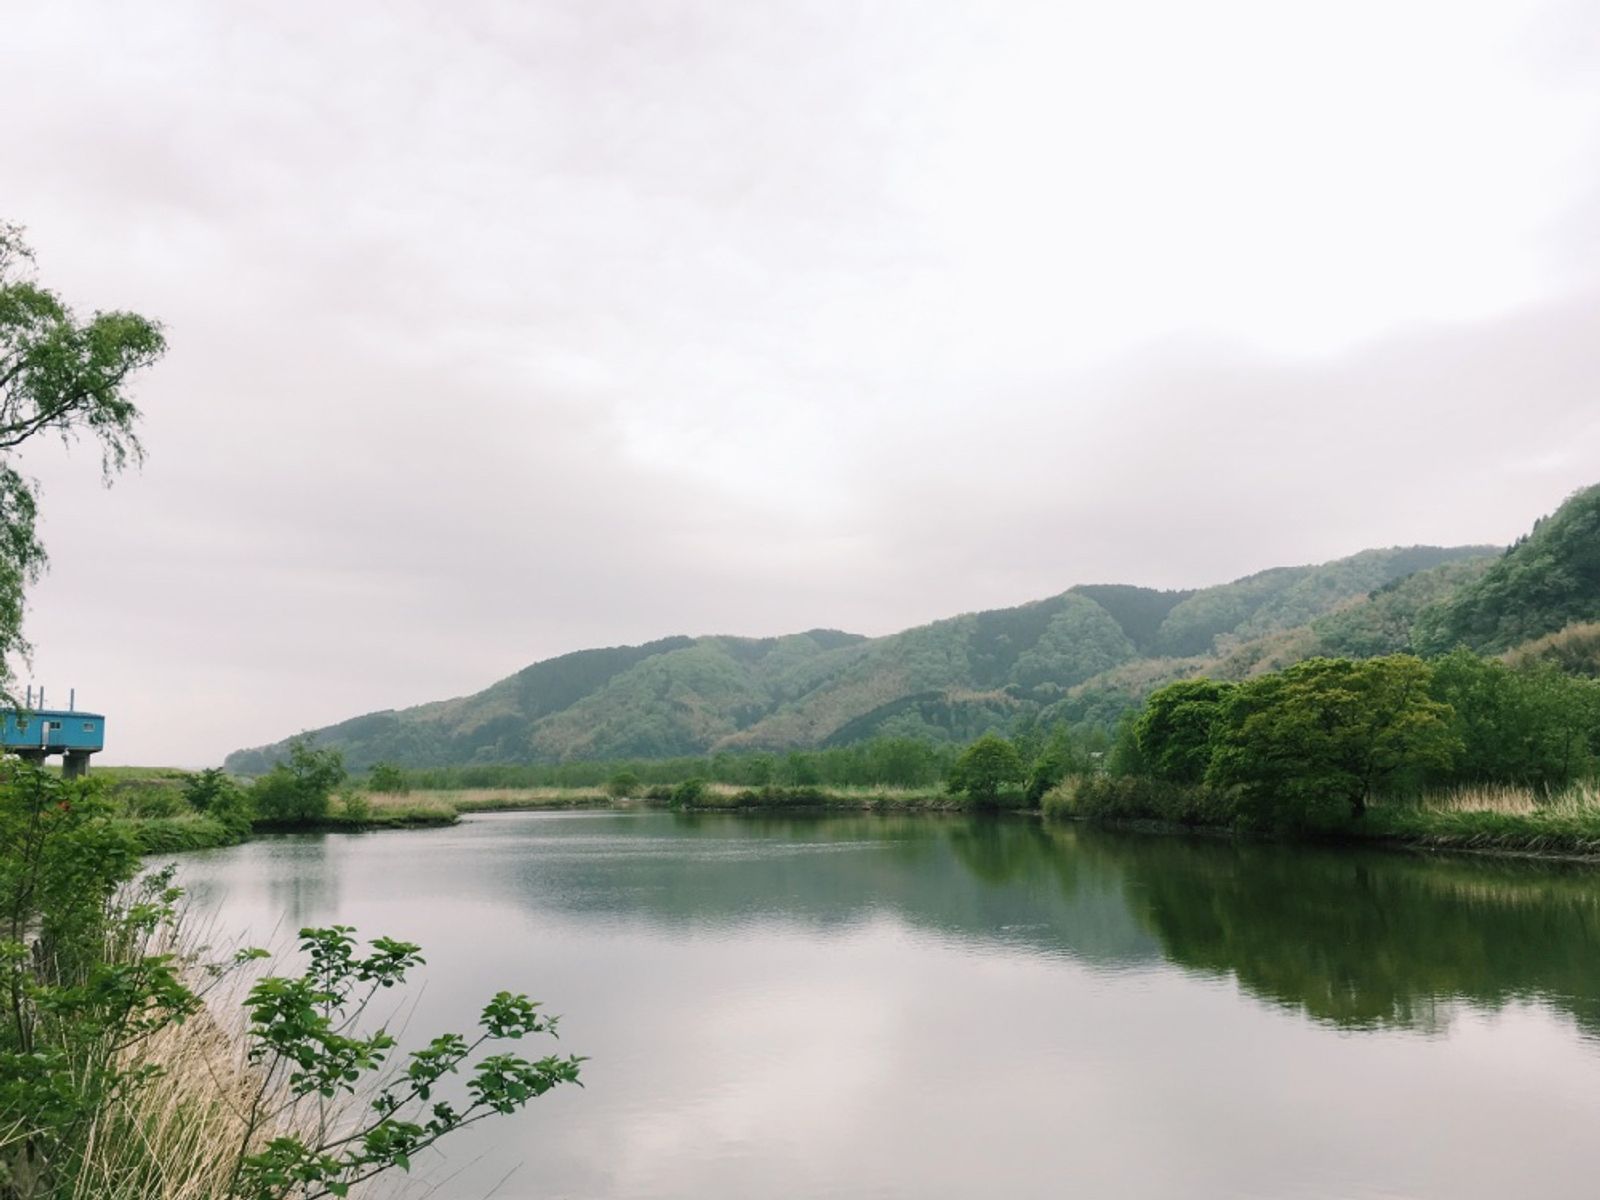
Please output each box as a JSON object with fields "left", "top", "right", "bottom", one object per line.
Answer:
{"left": 1360, "top": 804, "right": 1600, "bottom": 856}
{"left": 1360, "top": 781, "right": 1600, "bottom": 855}
{"left": 251, "top": 795, "right": 458, "bottom": 833}
{"left": 115, "top": 814, "right": 244, "bottom": 853}
{"left": 408, "top": 786, "right": 612, "bottom": 813}
{"left": 676, "top": 783, "right": 962, "bottom": 811}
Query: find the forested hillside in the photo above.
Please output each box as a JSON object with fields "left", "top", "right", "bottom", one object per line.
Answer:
{"left": 227, "top": 540, "right": 1505, "bottom": 773}
{"left": 1415, "top": 483, "right": 1600, "bottom": 654}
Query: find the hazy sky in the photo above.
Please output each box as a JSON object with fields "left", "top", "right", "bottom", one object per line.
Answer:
{"left": 3, "top": 0, "right": 1599, "bottom": 765}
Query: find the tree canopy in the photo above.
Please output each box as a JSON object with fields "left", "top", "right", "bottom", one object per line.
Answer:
{"left": 0, "top": 223, "right": 165, "bottom": 692}
{"left": 1206, "top": 656, "right": 1458, "bottom": 828}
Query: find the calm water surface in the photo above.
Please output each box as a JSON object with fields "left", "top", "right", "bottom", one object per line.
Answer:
{"left": 173, "top": 812, "right": 1600, "bottom": 1199}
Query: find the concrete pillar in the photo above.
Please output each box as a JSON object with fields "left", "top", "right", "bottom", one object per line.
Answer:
{"left": 63, "top": 751, "right": 90, "bottom": 780}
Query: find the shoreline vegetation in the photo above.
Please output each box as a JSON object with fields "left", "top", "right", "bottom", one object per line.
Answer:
{"left": 98, "top": 770, "right": 1600, "bottom": 864}
{"left": 0, "top": 762, "right": 582, "bottom": 1200}
{"left": 91, "top": 640, "right": 1600, "bottom": 865}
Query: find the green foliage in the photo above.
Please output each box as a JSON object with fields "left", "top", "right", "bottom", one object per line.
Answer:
{"left": 1134, "top": 679, "right": 1236, "bottom": 784}
{"left": 1207, "top": 657, "right": 1458, "bottom": 830}
{"left": 947, "top": 734, "right": 1026, "bottom": 809}
{"left": 669, "top": 778, "right": 707, "bottom": 807}
{"left": 250, "top": 737, "right": 348, "bottom": 825}
{"left": 0, "top": 760, "right": 579, "bottom": 1199}
{"left": 0, "top": 223, "right": 165, "bottom": 693}
{"left": 1310, "top": 557, "right": 1495, "bottom": 657}
{"left": 366, "top": 762, "right": 408, "bottom": 794}
{"left": 1505, "top": 620, "right": 1600, "bottom": 679}
{"left": 1427, "top": 650, "right": 1600, "bottom": 789}
{"left": 121, "top": 813, "right": 242, "bottom": 852}
{"left": 341, "top": 791, "right": 373, "bottom": 824}
{"left": 230, "top": 927, "right": 582, "bottom": 1200}
{"left": 1043, "top": 774, "right": 1238, "bottom": 828}
{"left": 0, "top": 763, "right": 196, "bottom": 1193}
{"left": 1008, "top": 595, "right": 1137, "bottom": 688}
{"left": 605, "top": 769, "right": 641, "bottom": 799}
{"left": 224, "top": 545, "right": 1493, "bottom": 775}
{"left": 1416, "top": 484, "right": 1600, "bottom": 654}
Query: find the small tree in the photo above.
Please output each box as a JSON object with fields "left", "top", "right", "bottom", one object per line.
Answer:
{"left": 1024, "top": 730, "right": 1082, "bottom": 806}
{"left": 669, "top": 778, "right": 707, "bottom": 807}
{"left": 184, "top": 765, "right": 253, "bottom": 838}
{"left": 948, "top": 734, "right": 1025, "bottom": 809}
{"left": 367, "top": 762, "right": 408, "bottom": 794}
{"left": 605, "top": 770, "right": 641, "bottom": 799}
{"left": 251, "top": 738, "right": 348, "bottom": 825}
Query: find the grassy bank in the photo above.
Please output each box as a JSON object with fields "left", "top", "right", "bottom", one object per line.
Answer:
{"left": 665, "top": 782, "right": 968, "bottom": 811}
{"left": 102, "top": 765, "right": 1600, "bottom": 864}
{"left": 1044, "top": 774, "right": 1600, "bottom": 858}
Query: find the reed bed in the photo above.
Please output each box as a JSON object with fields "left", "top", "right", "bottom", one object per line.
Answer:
{"left": 1395, "top": 780, "right": 1600, "bottom": 816}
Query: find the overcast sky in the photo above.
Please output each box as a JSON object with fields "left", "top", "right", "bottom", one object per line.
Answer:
{"left": 3, "top": 0, "right": 1599, "bottom": 766}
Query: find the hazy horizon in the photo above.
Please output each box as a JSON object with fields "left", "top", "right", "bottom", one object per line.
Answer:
{"left": 4, "top": 0, "right": 1599, "bottom": 765}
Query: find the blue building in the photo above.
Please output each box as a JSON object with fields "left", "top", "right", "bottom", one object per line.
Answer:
{"left": 1, "top": 688, "right": 105, "bottom": 777}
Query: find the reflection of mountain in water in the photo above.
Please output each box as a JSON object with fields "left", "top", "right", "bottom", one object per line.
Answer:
{"left": 451, "top": 812, "right": 1600, "bottom": 1036}
{"left": 460, "top": 813, "right": 1164, "bottom": 970}
{"left": 186, "top": 812, "right": 1600, "bottom": 1038}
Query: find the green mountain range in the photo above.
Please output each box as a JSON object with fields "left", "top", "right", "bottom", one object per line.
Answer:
{"left": 225, "top": 484, "right": 1600, "bottom": 774}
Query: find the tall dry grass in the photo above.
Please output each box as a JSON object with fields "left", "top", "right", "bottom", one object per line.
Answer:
{"left": 63, "top": 985, "right": 283, "bottom": 1200}
{"left": 1403, "top": 780, "right": 1600, "bottom": 816}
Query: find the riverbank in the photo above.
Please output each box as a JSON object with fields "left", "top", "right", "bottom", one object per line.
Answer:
{"left": 106, "top": 769, "right": 1600, "bottom": 865}
{"left": 1042, "top": 775, "right": 1600, "bottom": 860}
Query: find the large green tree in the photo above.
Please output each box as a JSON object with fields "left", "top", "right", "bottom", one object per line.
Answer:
{"left": 0, "top": 223, "right": 164, "bottom": 693}
{"left": 1207, "top": 656, "right": 1458, "bottom": 828}
{"left": 1134, "top": 678, "right": 1237, "bottom": 784}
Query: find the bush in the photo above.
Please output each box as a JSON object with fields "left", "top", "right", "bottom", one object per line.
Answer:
{"left": 182, "top": 766, "right": 237, "bottom": 813}
{"left": 947, "top": 734, "right": 1026, "bottom": 809}
{"left": 1044, "top": 774, "right": 1238, "bottom": 828}
{"left": 125, "top": 787, "right": 185, "bottom": 819}
{"left": 249, "top": 737, "right": 347, "bottom": 825}
{"left": 669, "top": 778, "right": 708, "bottom": 807}
{"left": 606, "top": 769, "right": 641, "bottom": 799}
{"left": 342, "top": 791, "right": 372, "bottom": 824}
{"left": 367, "top": 761, "right": 408, "bottom": 794}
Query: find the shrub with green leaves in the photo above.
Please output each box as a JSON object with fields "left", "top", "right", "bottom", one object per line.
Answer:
{"left": 366, "top": 762, "right": 408, "bottom": 794}
{"left": 605, "top": 770, "right": 641, "bottom": 799}
{"left": 0, "top": 760, "right": 583, "bottom": 1200}
{"left": 947, "top": 734, "right": 1026, "bottom": 809}
{"left": 251, "top": 738, "right": 348, "bottom": 825}
{"left": 229, "top": 927, "right": 583, "bottom": 1200}
{"left": 669, "top": 778, "right": 707, "bottom": 807}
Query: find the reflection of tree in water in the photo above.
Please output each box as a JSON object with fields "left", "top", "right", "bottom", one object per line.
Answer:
{"left": 262, "top": 839, "right": 342, "bottom": 931}
{"left": 943, "top": 819, "right": 1091, "bottom": 896}
{"left": 1102, "top": 831, "right": 1600, "bottom": 1033}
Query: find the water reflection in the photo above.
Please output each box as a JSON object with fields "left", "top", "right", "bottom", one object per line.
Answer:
{"left": 179, "top": 812, "right": 1600, "bottom": 1036}
{"left": 166, "top": 811, "right": 1600, "bottom": 1200}
{"left": 1100, "top": 833, "right": 1600, "bottom": 1033}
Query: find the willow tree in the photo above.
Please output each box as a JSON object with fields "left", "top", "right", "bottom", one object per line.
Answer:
{"left": 0, "top": 223, "right": 164, "bottom": 694}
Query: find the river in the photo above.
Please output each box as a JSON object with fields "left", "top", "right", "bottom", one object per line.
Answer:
{"left": 172, "top": 810, "right": 1600, "bottom": 1199}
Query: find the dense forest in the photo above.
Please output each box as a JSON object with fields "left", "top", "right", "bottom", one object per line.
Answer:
{"left": 229, "top": 483, "right": 1600, "bottom": 775}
